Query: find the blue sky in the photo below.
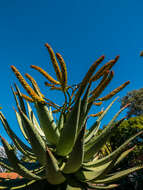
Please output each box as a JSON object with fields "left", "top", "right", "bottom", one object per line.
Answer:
{"left": 0, "top": 0, "right": 143, "bottom": 144}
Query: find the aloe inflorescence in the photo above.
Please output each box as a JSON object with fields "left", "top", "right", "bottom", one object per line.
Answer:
{"left": 0, "top": 43, "right": 143, "bottom": 190}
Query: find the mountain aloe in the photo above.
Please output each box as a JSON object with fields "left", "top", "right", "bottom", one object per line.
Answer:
{"left": 0, "top": 43, "right": 143, "bottom": 190}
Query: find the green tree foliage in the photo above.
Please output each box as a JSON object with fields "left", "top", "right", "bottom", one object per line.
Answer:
{"left": 110, "top": 116, "right": 143, "bottom": 164}
{"left": 109, "top": 116, "right": 143, "bottom": 190}
{"left": 120, "top": 88, "right": 143, "bottom": 118}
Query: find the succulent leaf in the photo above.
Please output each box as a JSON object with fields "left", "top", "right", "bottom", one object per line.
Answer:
{"left": 56, "top": 98, "right": 81, "bottom": 156}
{"left": 57, "top": 112, "right": 64, "bottom": 131}
{"left": 84, "top": 104, "right": 128, "bottom": 161}
{"left": 0, "top": 137, "right": 41, "bottom": 180}
{"left": 85, "top": 131, "right": 143, "bottom": 168}
{"left": 45, "top": 148, "right": 66, "bottom": 184}
{"left": 114, "top": 146, "right": 135, "bottom": 167}
{"left": 93, "top": 164, "right": 143, "bottom": 184}
{"left": 87, "top": 183, "right": 119, "bottom": 189}
{"left": 0, "top": 178, "right": 36, "bottom": 190}
{"left": 14, "top": 84, "right": 27, "bottom": 115}
{"left": 15, "top": 110, "right": 30, "bottom": 142}
{"left": 62, "top": 123, "right": 85, "bottom": 174}
{"left": 85, "top": 97, "right": 118, "bottom": 143}
{"left": 0, "top": 112, "right": 35, "bottom": 159}
{"left": 0, "top": 157, "right": 14, "bottom": 171}
{"left": 78, "top": 84, "right": 91, "bottom": 134}
{"left": 35, "top": 103, "right": 60, "bottom": 145}
{"left": 66, "top": 185, "right": 82, "bottom": 190}
{"left": 75, "top": 160, "right": 113, "bottom": 182}
{"left": 18, "top": 109, "right": 46, "bottom": 165}
{"left": 26, "top": 101, "right": 45, "bottom": 137}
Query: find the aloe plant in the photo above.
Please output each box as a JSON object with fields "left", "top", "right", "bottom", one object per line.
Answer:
{"left": 0, "top": 43, "right": 143, "bottom": 190}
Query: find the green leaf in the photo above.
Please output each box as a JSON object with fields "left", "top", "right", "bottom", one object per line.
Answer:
{"left": 82, "top": 156, "right": 99, "bottom": 167}
{"left": 93, "top": 164, "right": 143, "bottom": 184}
{"left": 0, "top": 137, "right": 41, "bottom": 180}
{"left": 56, "top": 98, "right": 81, "bottom": 156}
{"left": 87, "top": 131, "right": 143, "bottom": 167}
{"left": 0, "top": 157, "right": 14, "bottom": 171}
{"left": 57, "top": 112, "right": 64, "bottom": 131}
{"left": 87, "top": 183, "right": 119, "bottom": 189}
{"left": 114, "top": 146, "right": 135, "bottom": 166}
{"left": 66, "top": 185, "right": 82, "bottom": 190}
{"left": 19, "top": 109, "right": 46, "bottom": 165}
{"left": 0, "top": 157, "right": 44, "bottom": 176}
{"left": 14, "top": 84, "right": 27, "bottom": 115}
{"left": 26, "top": 101, "right": 45, "bottom": 137}
{"left": 84, "top": 105, "right": 128, "bottom": 161}
{"left": 0, "top": 178, "right": 36, "bottom": 190}
{"left": 78, "top": 84, "right": 91, "bottom": 134}
{"left": 63, "top": 123, "right": 85, "bottom": 173}
{"left": 0, "top": 186, "right": 7, "bottom": 189}
{"left": 85, "top": 97, "right": 118, "bottom": 144}
{"left": 15, "top": 110, "right": 29, "bottom": 142}
{"left": 45, "top": 148, "right": 65, "bottom": 185}
{"left": 35, "top": 103, "right": 60, "bottom": 145}
{"left": 0, "top": 112, "right": 35, "bottom": 159}
{"left": 75, "top": 160, "right": 113, "bottom": 182}
{"left": 84, "top": 120, "right": 101, "bottom": 144}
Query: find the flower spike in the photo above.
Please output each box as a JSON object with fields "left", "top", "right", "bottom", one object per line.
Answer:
{"left": 11, "top": 66, "right": 45, "bottom": 103}
{"left": 31, "top": 65, "right": 60, "bottom": 85}
{"left": 45, "top": 43, "right": 62, "bottom": 83}
{"left": 97, "top": 81, "right": 130, "bottom": 101}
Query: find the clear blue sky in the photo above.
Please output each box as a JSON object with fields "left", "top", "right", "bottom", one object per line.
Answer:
{"left": 0, "top": 0, "right": 143, "bottom": 143}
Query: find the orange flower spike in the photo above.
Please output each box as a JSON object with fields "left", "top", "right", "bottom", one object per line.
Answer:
{"left": 88, "top": 71, "right": 114, "bottom": 103}
{"left": 89, "top": 110, "right": 104, "bottom": 117}
{"left": 56, "top": 53, "right": 68, "bottom": 91}
{"left": 15, "top": 91, "right": 34, "bottom": 103}
{"left": 52, "top": 108, "right": 61, "bottom": 113}
{"left": 93, "top": 102, "right": 103, "bottom": 106}
{"left": 90, "top": 70, "right": 109, "bottom": 95}
{"left": 11, "top": 66, "right": 45, "bottom": 103}
{"left": 50, "top": 86, "right": 63, "bottom": 91}
{"left": 97, "top": 70, "right": 114, "bottom": 94}
{"left": 105, "top": 55, "right": 120, "bottom": 71}
{"left": 25, "top": 73, "right": 40, "bottom": 91}
{"left": 44, "top": 81, "right": 55, "bottom": 87}
{"left": 90, "top": 56, "right": 119, "bottom": 82}
{"left": 25, "top": 73, "right": 44, "bottom": 98}
{"left": 75, "top": 55, "right": 105, "bottom": 99}
{"left": 115, "top": 55, "right": 120, "bottom": 62}
{"left": 45, "top": 43, "right": 62, "bottom": 83}
{"left": 80, "top": 55, "right": 105, "bottom": 85}
{"left": 31, "top": 65, "right": 60, "bottom": 85}
{"left": 97, "top": 81, "right": 130, "bottom": 101}
{"left": 20, "top": 94, "right": 35, "bottom": 103}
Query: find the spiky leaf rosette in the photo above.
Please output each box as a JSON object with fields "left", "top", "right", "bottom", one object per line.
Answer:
{"left": 0, "top": 43, "right": 143, "bottom": 190}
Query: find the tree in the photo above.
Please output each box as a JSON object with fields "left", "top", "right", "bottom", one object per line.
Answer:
{"left": 120, "top": 88, "right": 143, "bottom": 118}
{"left": 109, "top": 116, "right": 143, "bottom": 190}
{"left": 110, "top": 116, "right": 143, "bottom": 162}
